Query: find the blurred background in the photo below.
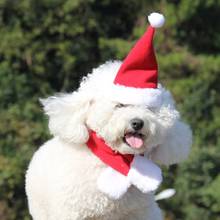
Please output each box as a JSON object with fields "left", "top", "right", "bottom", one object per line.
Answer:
{"left": 0, "top": 0, "right": 220, "bottom": 219}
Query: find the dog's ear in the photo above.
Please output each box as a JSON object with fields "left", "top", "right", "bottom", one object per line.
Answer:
{"left": 151, "top": 119, "right": 192, "bottom": 165}
{"left": 149, "top": 89, "right": 193, "bottom": 165}
{"left": 40, "top": 91, "right": 91, "bottom": 144}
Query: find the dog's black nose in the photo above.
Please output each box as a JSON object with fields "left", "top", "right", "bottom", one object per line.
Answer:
{"left": 130, "top": 118, "right": 144, "bottom": 131}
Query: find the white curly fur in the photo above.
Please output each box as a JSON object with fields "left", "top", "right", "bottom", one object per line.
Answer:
{"left": 25, "top": 61, "right": 192, "bottom": 220}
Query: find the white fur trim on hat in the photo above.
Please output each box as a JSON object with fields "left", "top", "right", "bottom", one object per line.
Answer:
{"left": 108, "top": 84, "right": 163, "bottom": 108}
{"left": 148, "top": 12, "right": 165, "bottom": 28}
{"left": 82, "top": 61, "right": 172, "bottom": 109}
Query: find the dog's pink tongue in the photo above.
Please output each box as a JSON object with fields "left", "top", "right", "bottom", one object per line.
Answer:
{"left": 125, "top": 134, "right": 144, "bottom": 149}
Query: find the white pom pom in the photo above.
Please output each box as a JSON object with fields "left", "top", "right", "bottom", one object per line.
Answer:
{"left": 148, "top": 12, "right": 165, "bottom": 28}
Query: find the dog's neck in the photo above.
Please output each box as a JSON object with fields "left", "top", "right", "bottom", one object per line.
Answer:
{"left": 87, "top": 130, "right": 134, "bottom": 175}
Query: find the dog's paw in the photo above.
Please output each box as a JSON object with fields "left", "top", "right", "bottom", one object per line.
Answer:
{"left": 127, "top": 155, "right": 162, "bottom": 193}
{"left": 97, "top": 167, "right": 131, "bottom": 200}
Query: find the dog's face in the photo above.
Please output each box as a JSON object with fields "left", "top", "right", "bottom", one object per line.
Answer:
{"left": 42, "top": 61, "right": 192, "bottom": 165}
{"left": 86, "top": 99, "right": 166, "bottom": 155}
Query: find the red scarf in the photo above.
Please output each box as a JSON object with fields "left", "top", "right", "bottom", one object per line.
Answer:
{"left": 87, "top": 130, "right": 134, "bottom": 175}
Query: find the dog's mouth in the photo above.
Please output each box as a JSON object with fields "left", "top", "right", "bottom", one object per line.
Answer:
{"left": 123, "top": 132, "right": 145, "bottom": 149}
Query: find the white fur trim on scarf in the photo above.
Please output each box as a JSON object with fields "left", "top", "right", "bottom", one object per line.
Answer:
{"left": 107, "top": 84, "right": 163, "bottom": 108}
{"left": 97, "top": 167, "right": 131, "bottom": 200}
{"left": 127, "top": 155, "right": 162, "bottom": 193}
{"left": 97, "top": 156, "right": 162, "bottom": 199}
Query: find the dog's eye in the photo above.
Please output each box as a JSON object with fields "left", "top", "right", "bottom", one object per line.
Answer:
{"left": 115, "top": 103, "right": 127, "bottom": 108}
{"left": 147, "top": 107, "right": 156, "bottom": 112}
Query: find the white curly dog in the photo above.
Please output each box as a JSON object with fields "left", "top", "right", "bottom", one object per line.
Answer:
{"left": 26, "top": 60, "right": 192, "bottom": 220}
{"left": 26, "top": 12, "right": 192, "bottom": 220}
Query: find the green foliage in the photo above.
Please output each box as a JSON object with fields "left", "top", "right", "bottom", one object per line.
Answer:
{"left": 175, "top": 0, "right": 220, "bottom": 54}
{"left": 0, "top": 0, "right": 220, "bottom": 219}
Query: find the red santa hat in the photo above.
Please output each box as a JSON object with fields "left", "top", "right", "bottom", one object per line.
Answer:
{"left": 110, "top": 12, "right": 165, "bottom": 108}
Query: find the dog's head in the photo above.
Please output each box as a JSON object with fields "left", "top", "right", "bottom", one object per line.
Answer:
{"left": 41, "top": 61, "right": 192, "bottom": 165}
